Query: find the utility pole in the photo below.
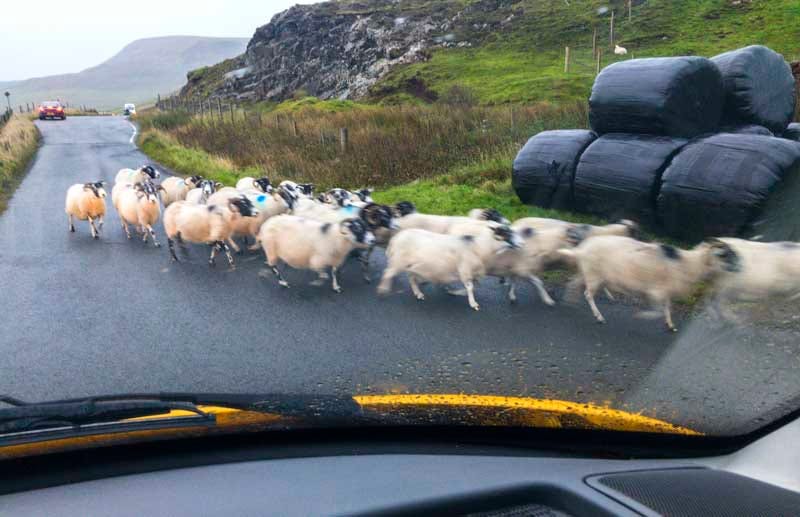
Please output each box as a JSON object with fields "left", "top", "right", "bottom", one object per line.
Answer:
{"left": 3, "top": 91, "right": 10, "bottom": 113}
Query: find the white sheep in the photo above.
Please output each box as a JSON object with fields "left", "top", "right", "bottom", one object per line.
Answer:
{"left": 614, "top": 44, "right": 628, "bottom": 55}
{"left": 114, "top": 180, "right": 164, "bottom": 247}
{"left": 114, "top": 165, "right": 159, "bottom": 186}
{"left": 447, "top": 221, "right": 562, "bottom": 306}
{"left": 65, "top": 182, "right": 107, "bottom": 239}
{"left": 559, "top": 236, "right": 740, "bottom": 331}
{"left": 708, "top": 238, "right": 800, "bottom": 321}
{"left": 207, "top": 188, "right": 294, "bottom": 252}
{"left": 163, "top": 196, "right": 258, "bottom": 268}
{"left": 235, "top": 176, "right": 272, "bottom": 193}
{"left": 259, "top": 215, "right": 375, "bottom": 293}
{"left": 377, "top": 224, "right": 523, "bottom": 311}
{"left": 396, "top": 208, "right": 510, "bottom": 234}
{"left": 185, "top": 180, "right": 223, "bottom": 204}
{"left": 160, "top": 175, "right": 203, "bottom": 206}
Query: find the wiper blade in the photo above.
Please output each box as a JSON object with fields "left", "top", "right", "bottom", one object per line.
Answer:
{"left": 0, "top": 396, "right": 214, "bottom": 435}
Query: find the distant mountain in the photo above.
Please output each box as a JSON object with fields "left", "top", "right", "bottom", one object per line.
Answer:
{"left": 0, "top": 36, "right": 248, "bottom": 110}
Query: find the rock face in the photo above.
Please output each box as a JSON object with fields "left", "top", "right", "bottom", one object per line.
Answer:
{"left": 207, "top": 0, "right": 519, "bottom": 102}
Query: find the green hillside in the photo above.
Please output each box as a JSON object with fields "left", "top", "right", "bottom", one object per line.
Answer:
{"left": 371, "top": 0, "right": 800, "bottom": 105}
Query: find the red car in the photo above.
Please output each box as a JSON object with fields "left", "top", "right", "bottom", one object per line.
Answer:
{"left": 38, "top": 101, "right": 66, "bottom": 120}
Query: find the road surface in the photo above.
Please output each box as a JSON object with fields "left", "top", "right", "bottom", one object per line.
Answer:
{"left": 0, "top": 116, "right": 799, "bottom": 435}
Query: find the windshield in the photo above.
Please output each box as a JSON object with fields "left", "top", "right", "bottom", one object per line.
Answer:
{"left": 1, "top": 0, "right": 799, "bottom": 451}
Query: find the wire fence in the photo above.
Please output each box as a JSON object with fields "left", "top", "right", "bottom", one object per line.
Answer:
{"left": 0, "top": 109, "right": 12, "bottom": 132}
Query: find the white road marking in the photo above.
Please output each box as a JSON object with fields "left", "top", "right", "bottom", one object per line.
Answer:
{"left": 129, "top": 122, "right": 137, "bottom": 144}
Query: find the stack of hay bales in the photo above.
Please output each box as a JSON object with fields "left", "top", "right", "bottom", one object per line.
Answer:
{"left": 513, "top": 45, "right": 800, "bottom": 241}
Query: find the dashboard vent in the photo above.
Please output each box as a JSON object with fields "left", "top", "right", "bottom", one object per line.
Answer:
{"left": 588, "top": 468, "right": 800, "bottom": 517}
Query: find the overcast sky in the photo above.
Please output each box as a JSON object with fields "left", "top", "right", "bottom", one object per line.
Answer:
{"left": 2, "top": 0, "right": 314, "bottom": 81}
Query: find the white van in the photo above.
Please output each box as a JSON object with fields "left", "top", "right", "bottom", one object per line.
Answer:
{"left": 123, "top": 103, "right": 136, "bottom": 116}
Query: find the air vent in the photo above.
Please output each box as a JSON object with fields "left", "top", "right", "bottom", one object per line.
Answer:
{"left": 588, "top": 468, "right": 800, "bottom": 517}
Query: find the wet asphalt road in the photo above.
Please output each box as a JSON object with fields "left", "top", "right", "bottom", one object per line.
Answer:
{"left": 1, "top": 116, "right": 799, "bottom": 435}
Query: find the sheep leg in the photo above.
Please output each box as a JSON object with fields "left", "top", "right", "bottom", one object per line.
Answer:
{"left": 331, "top": 267, "right": 342, "bottom": 293}
{"left": 663, "top": 300, "right": 677, "bottom": 333}
{"left": 528, "top": 275, "right": 555, "bottom": 306}
{"left": 208, "top": 245, "right": 216, "bottom": 266}
{"left": 507, "top": 280, "right": 517, "bottom": 304}
{"left": 97, "top": 216, "right": 104, "bottom": 232}
{"left": 121, "top": 220, "right": 131, "bottom": 240}
{"left": 584, "top": 284, "right": 605, "bottom": 323}
{"left": 248, "top": 238, "right": 261, "bottom": 251}
{"left": 407, "top": 275, "right": 425, "bottom": 301}
{"left": 88, "top": 216, "right": 99, "bottom": 239}
{"left": 359, "top": 248, "right": 373, "bottom": 283}
{"left": 377, "top": 267, "right": 397, "bottom": 295}
{"left": 270, "top": 265, "right": 289, "bottom": 288}
{"left": 68, "top": 214, "right": 75, "bottom": 233}
{"left": 310, "top": 271, "right": 329, "bottom": 286}
{"left": 219, "top": 241, "right": 235, "bottom": 269}
{"left": 147, "top": 225, "right": 160, "bottom": 248}
{"left": 176, "top": 233, "right": 189, "bottom": 254}
{"left": 464, "top": 280, "right": 479, "bottom": 311}
{"left": 227, "top": 237, "right": 241, "bottom": 254}
{"left": 604, "top": 287, "right": 616, "bottom": 301}
{"left": 167, "top": 238, "right": 179, "bottom": 262}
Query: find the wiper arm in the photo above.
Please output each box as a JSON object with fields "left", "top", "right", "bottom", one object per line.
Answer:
{"left": 0, "top": 396, "right": 214, "bottom": 435}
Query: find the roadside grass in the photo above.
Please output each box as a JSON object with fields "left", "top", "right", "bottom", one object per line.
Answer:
{"left": 0, "top": 115, "right": 40, "bottom": 213}
{"left": 135, "top": 100, "right": 588, "bottom": 189}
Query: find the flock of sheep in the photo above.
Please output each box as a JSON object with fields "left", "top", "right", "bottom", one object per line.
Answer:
{"left": 64, "top": 165, "right": 800, "bottom": 331}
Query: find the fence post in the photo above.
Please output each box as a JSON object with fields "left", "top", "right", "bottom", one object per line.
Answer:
{"left": 229, "top": 103, "right": 235, "bottom": 124}
{"left": 628, "top": 0, "right": 632, "bottom": 21}
{"left": 291, "top": 119, "right": 298, "bottom": 137}
{"left": 610, "top": 10, "right": 614, "bottom": 45}
{"left": 596, "top": 48, "right": 602, "bottom": 74}
{"left": 564, "top": 46, "right": 570, "bottom": 73}
{"left": 592, "top": 27, "right": 597, "bottom": 57}
{"left": 339, "top": 127, "right": 348, "bottom": 152}
{"left": 510, "top": 107, "right": 515, "bottom": 129}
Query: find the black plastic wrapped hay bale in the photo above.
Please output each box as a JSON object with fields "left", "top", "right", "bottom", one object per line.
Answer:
{"left": 657, "top": 134, "right": 800, "bottom": 241}
{"left": 720, "top": 124, "right": 774, "bottom": 136}
{"left": 783, "top": 123, "right": 800, "bottom": 142}
{"left": 589, "top": 57, "right": 724, "bottom": 138}
{"left": 712, "top": 45, "right": 796, "bottom": 135}
{"left": 512, "top": 130, "right": 597, "bottom": 210}
{"left": 573, "top": 134, "right": 688, "bottom": 224}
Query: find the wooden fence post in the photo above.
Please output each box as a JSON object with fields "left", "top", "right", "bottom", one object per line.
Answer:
{"left": 216, "top": 98, "right": 222, "bottom": 120}
{"left": 291, "top": 119, "right": 298, "bottom": 137}
{"left": 339, "top": 127, "right": 348, "bottom": 152}
{"left": 628, "top": 0, "right": 632, "bottom": 21}
{"left": 596, "top": 48, "right": 602, "bottom": 74}
{"left": 564, "top": 46, "right": 570, "bottom": 73}
{"left": 229, "top": 103, "right": 235, "bottom": 124}
{"left": 510, "top": 108, "right": 515, "bottom": 129}
{"left": 610, "top": 10, "right": 614, "bottom": 45}
{"left": 592, "top": 27, "right": 597, "bottom": 57}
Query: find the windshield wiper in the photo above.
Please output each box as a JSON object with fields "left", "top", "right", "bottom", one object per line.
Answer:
{"left": 0, "top": 395, "right": 215, "bottom": 435}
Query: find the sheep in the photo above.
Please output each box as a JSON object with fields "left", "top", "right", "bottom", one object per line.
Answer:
{"left": 559, "top": 236, "right": 740, "bottom": 331}
{"left": 207, "top": 187, "right": 294, "bottom": 252}
{"left": 65, "top": 182, "right": 107, "bottom": 239}
{"left": 392, "top": 201, "right": 417, "bottom": 218}
{"left": 115, "top": 165, "right": 159, "bottom": 186}
{"left": 160, "top": 175, "right": 203, "bottom": 206}
{"left": 163, "top": 196, "right": 258, "bottom": 269}
{"left": 377, "top": 223, "right": 523, "bottom": 311}
{"left": 235, "top": 176, "right": 272, "bottom": 193}
{"left": 468, "top": 208, "right": 510, "bottom": 225}
{"left": 259, "top": 215, "right": 375, "bottom": 293}
{"left": 707, "top": 238, "right": 800, "bottom": 322}
{"left": 320, "top": 188, "right": 354, "bottom": 208}
{"left": 185, "top": 180, "right": 222, "bottom": 204}
{"left": 614, "top": 44, "right": 628, "bottom": 55}
{"left": 278, "top": 181, "right": 314, "bottom": 200}
{"left": 350, "top": 188, "right": 374, "bottom": 207}
{"left": 446, "top": 221, "right": 562, "bottom": 306}
{"left": 395, "top": 208, "right": 509, "bottom": 234}
{"left": 114, "top": 179, "right": 164, "bottom": 247}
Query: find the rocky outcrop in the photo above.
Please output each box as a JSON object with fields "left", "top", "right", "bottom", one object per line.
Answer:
{"left": 202, "top": 0, "right": 521, "bottom": 102}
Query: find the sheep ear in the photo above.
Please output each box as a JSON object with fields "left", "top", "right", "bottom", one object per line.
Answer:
{"left": 158, "top": 185, "right": 167, "bottom": 193}
{"left": 215, "top": 182, "right": 224, "bottom": 189}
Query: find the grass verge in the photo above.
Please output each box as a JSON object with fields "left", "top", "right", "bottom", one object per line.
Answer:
{"left": 0, "top": 115, "right": 40, "bottom": 213}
